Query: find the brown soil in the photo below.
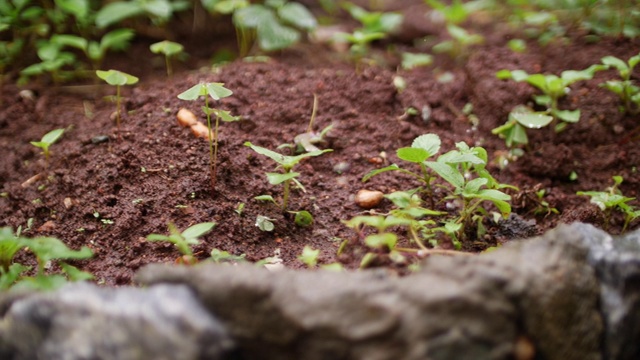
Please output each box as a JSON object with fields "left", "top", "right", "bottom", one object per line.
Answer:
{"left": 1, "top": 1, "right": 639, "bottom": 285}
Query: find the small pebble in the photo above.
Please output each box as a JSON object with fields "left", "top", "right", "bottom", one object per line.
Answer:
{"left": 190, "top": 122, "right": 212, "bottom": 140}
{"left": 38, "top": 220, "right": 56, "bottom": 232}
{"left": 177, "top": 108, "right": 198, "bottom": 127}
{"left": 355, "top": 189, "right": 384, "bottom": 209}
{"left": 63, "top": 197, "right": 74, "bottom": 209}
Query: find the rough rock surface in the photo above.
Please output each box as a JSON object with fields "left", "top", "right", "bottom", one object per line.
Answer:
{"left": 136, "top": 224, "right": 606, "bottom": 360}
{"left": 0, "top": 283, "right": 235, "bottom": 360}
{"left": 2, "top": 223, "right": 640, "bottom": 359}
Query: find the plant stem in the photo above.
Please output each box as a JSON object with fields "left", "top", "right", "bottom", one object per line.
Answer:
{"left": 165, "top": 55, "right": 173, "bottom": 77}
{"left": 307, "top": 93, "right": 318, "bottom": 133}
{"left": 115, "top": 84, "right": 121, "bottom": 130}
{"left": 205, "top": 95, "right": 216, "bottom": 195}
{"left": 282, "top": 176, "right": 291, "bottom": 211}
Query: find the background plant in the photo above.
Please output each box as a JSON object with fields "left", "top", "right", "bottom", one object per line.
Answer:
{"left": 577, "top": 176, "right": 640, "bottom": 233}
{"left": 150, "top": 40, "right": 185, "bottom": 77}
{"left": 96, "top": 69, "right": 139, "bottom": 131}
{"left": 0, "top": 227, "right": 94, "bottom": 291}
{"left": 177, "top": 82, "right": 237, "bottom": 195}
{"left": 245, "top": 141, "right": 332, "bottom": 210}
{"left": 146, "top": 222, "right": 216, "bottom": 265}
{"left": 496, "top": 64, "right": 605, "bottom": 132}
{"left": 232, "top": 0, "right": 317, "bottom": 55}
{"left": 600, "top": 52, "right": 640, "bottom": 115}
{"left": 362, "top": 133, "right": 514, "bottom": 246}
{"left": 30, "top": 128, "right": 65, "bottom": 164}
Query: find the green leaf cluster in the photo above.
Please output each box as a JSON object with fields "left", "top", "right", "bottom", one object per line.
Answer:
{"left": 146, "top": 222, "right": 216, "bottom": 258}
{"left": 360, "top": 133, "right": 514, "bottom": 248}
{"left": 578, "top": 176, "right": 640, "bottom": 233}
{"left": 600, "top": 52, "right": 640, "bottom": 115}
{"left": 96, "top": 0, "right": 190, "bottom": 28}
{"left": 496, "top": 65, "right": 605, "bottom": 131}
{"left": 245, "top": 141, "right": 332, "bottom": 210}
{"left": 334, "top": 2, "right": 402, "bottom": 59}
{"left": 0, "top": 227, "right": 94, "bottom": 291}
{"left": 178, "top": 82, "right": 236, "bottom": 195}
{"left": 30, "top": 128, "right": 65, "bottom": 162}
{"left": 232, "top": 0, "right": 316, "bottom": 52}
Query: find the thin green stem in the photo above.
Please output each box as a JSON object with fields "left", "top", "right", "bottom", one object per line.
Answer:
{"left": 282, "top": 176, "right": 291, "bottom": 211}
{"left": 307, "top": 93, "right": 318, "bottom": 133}
{"left": 205, "top": 95, "right": 216, "bottom": 194}
{"left": 165, "top": 55, "right": 173, "bottom": 77}
{"left": 116, "top": 85, "right": 121, "bottom": 130}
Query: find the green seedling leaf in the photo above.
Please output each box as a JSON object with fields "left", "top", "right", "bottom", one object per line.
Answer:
{"left": 0, "top": 263, "right": 30, "bottom": 291}
{"left": 365, "top": 232, "right": 397, "bottom": 251}
{"left": 401, "top": 53, "right": 433, "bottom": 70}
{"left": 293, "top": 210, "right": 313, "bottom": 227}
{"left": 343, "top": 215, "right": 386, "bottom": 230}
{"left": 552, "top": 109, "right": 580, "bottom": 123}
{"left": 31, "top": 128, "right": 65, "bottom": 161}
{"left": 100, "top": 28, "right": 135, "bottom": 52}
{"left": 178, "top": 83, "right": 233, "bottom": 101}
{"left": 362, "top": 164, "right": 400, "bottom": 182}
{"left": 412, "top": 133, "right": 441, "bottom": 156}
{"left": 210, "top": 249, "right": 246, "bottom": 263}
{"left": 256, "top": 215, "right": 275, "bottom": 232}
{"left": 96, "top": 1, "right": 144, "bottom": 28}
{"left": 96, "top": 69, "right": 139, "bottom": 86}
{"left": 397, "top": 147, "right": 429, "bottom": 163}
{"left": 60, "top": 262, "right": 94, "bottom": 281}
{"left": 266, "top": 172, "right": 300, "bottom": 185}
{"left": 255, "top": 194, "right": 277, "bottom": 204}
{"left": 181, "top": 222, "right": 216, "bottom": 241}
{"left": 26, "top": 237, "right": 93, "bottom": 265}
{"left": 0, "top": 227, "right": 24, "bottom": 271}
{"left": 297, "top": 245, "right": 320, "bottom": 267}
{"left": 602, "top": 55, "right": 629, "bottom": 75}
{"left": 426, "top": 161, "right": 464, "bottom": 189}
{"left": 278, "top": 2, "right": 317, "bottom": 30}
{"left": 511, "top": 112, "right": 553, "bottom": 129}
{"left": 150, "top": 40, "right": 184, "bottom": 56}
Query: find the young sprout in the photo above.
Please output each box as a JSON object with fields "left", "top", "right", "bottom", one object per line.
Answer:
{"left": 52, "top": 29, "right": 135, "bottom": 71}
{"left": 577, "top": 176, "right": 640, "bottom": 233}
{"left": 496, "top": 64, "right": 605, "bottom": 132}
{"left": 146, "top": 222, "right": 216, "bottom": 265}
{"left": 1, "top": 227, "right": 94, "bottom": 291}
{"left": 177, "top": 82, "right": 237, "bottom": 195}
{"left": 245, "top": 141, "right": 332, "bottom": 210}
{"left": 283, "top": 94, "right": 333, "bottom": 153}
{"left": 297, "top": 245, "right": 320, "bottom": 268}
{"left": 150, "top": 40, "right": 184, "bottom": 77}
{"left": 600, "top": 52, "right": 640, "bottom": 115}
{"left": 30, "top": 128, "right": 65, "bottom": 164}
{"left": 96, "top": 69, "right": 139, "bottom": 131}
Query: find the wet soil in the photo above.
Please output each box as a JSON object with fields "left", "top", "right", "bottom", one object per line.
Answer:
{"left": 1, "top": 1, "right": 639, "bottom": 285}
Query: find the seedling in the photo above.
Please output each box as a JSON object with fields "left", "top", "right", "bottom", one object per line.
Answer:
{"left": 363, "top": 133, "right": 514, "bottom": 244}
{"left": 600, "top": 52, "right": 640, "bottom": 115}
{"left": 19, "top": 40, "right": 76, "bottom": 84}
{"left": 432, "top": 24, "right": 484, "bottom": 61}
{"left": 177, "top": 82, "right": 237, "bottom": 195}
{"left": 146, "top": 222, "right": 216, "bottom": 265}
{"left": 232, "top": 0, "right": 317, "bottom": 55}
{"left": 150, "top": 40, "right": 184, "bottom": 77}
{"left": 496, "top": 64, "right": 605, "bottom": 132}
{"left": 297, "top": 245, "right": 320, "bottom": 268}
{"left": 492, "top": 105, "right": 553, "bottom": 149}
{"left": 425, "top": 0, "right": 486, "bottom": 25}
{"left": 30, "top": 128, "right": 65, "bottom": 164}
{"left": 578, "top": 176, "right": 640, "bottom": 233}
{"left": 0, "top": 227, "right": 94, "bottom": 291}
{"left": 96, "top": 69, "right": 139, "bottom": 131}
{"left": 255, "top": 215, "right": 275, "bottom": 232}
{"left": 95, "top": 0, "right": 189, "bottom": 28}
{"left": 52, "top": 29, "right": 135, "bottom": 70}
{"left": 281, "top": 94, "right": 333, "bottom": 153}
{"left": 245, "top": 141, "right": 332, "bottom": 210}
{"left": 291, "top": 210, "right": 314, "bottom": 227}
{"left": 209, "top": 248, "right": 246, "bottom": 264}
{"left": 334, "top": 3, "right": 402, "bottom": 64}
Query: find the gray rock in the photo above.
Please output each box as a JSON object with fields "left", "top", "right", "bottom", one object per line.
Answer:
{"left": 0, "top": 283, "right": 235, "bottom": 360}
{"left": 136, "top": 224, "right": 606, "bottom": 360}
{"left": 573, "top": 224, "right": 640, "bottom": 359}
